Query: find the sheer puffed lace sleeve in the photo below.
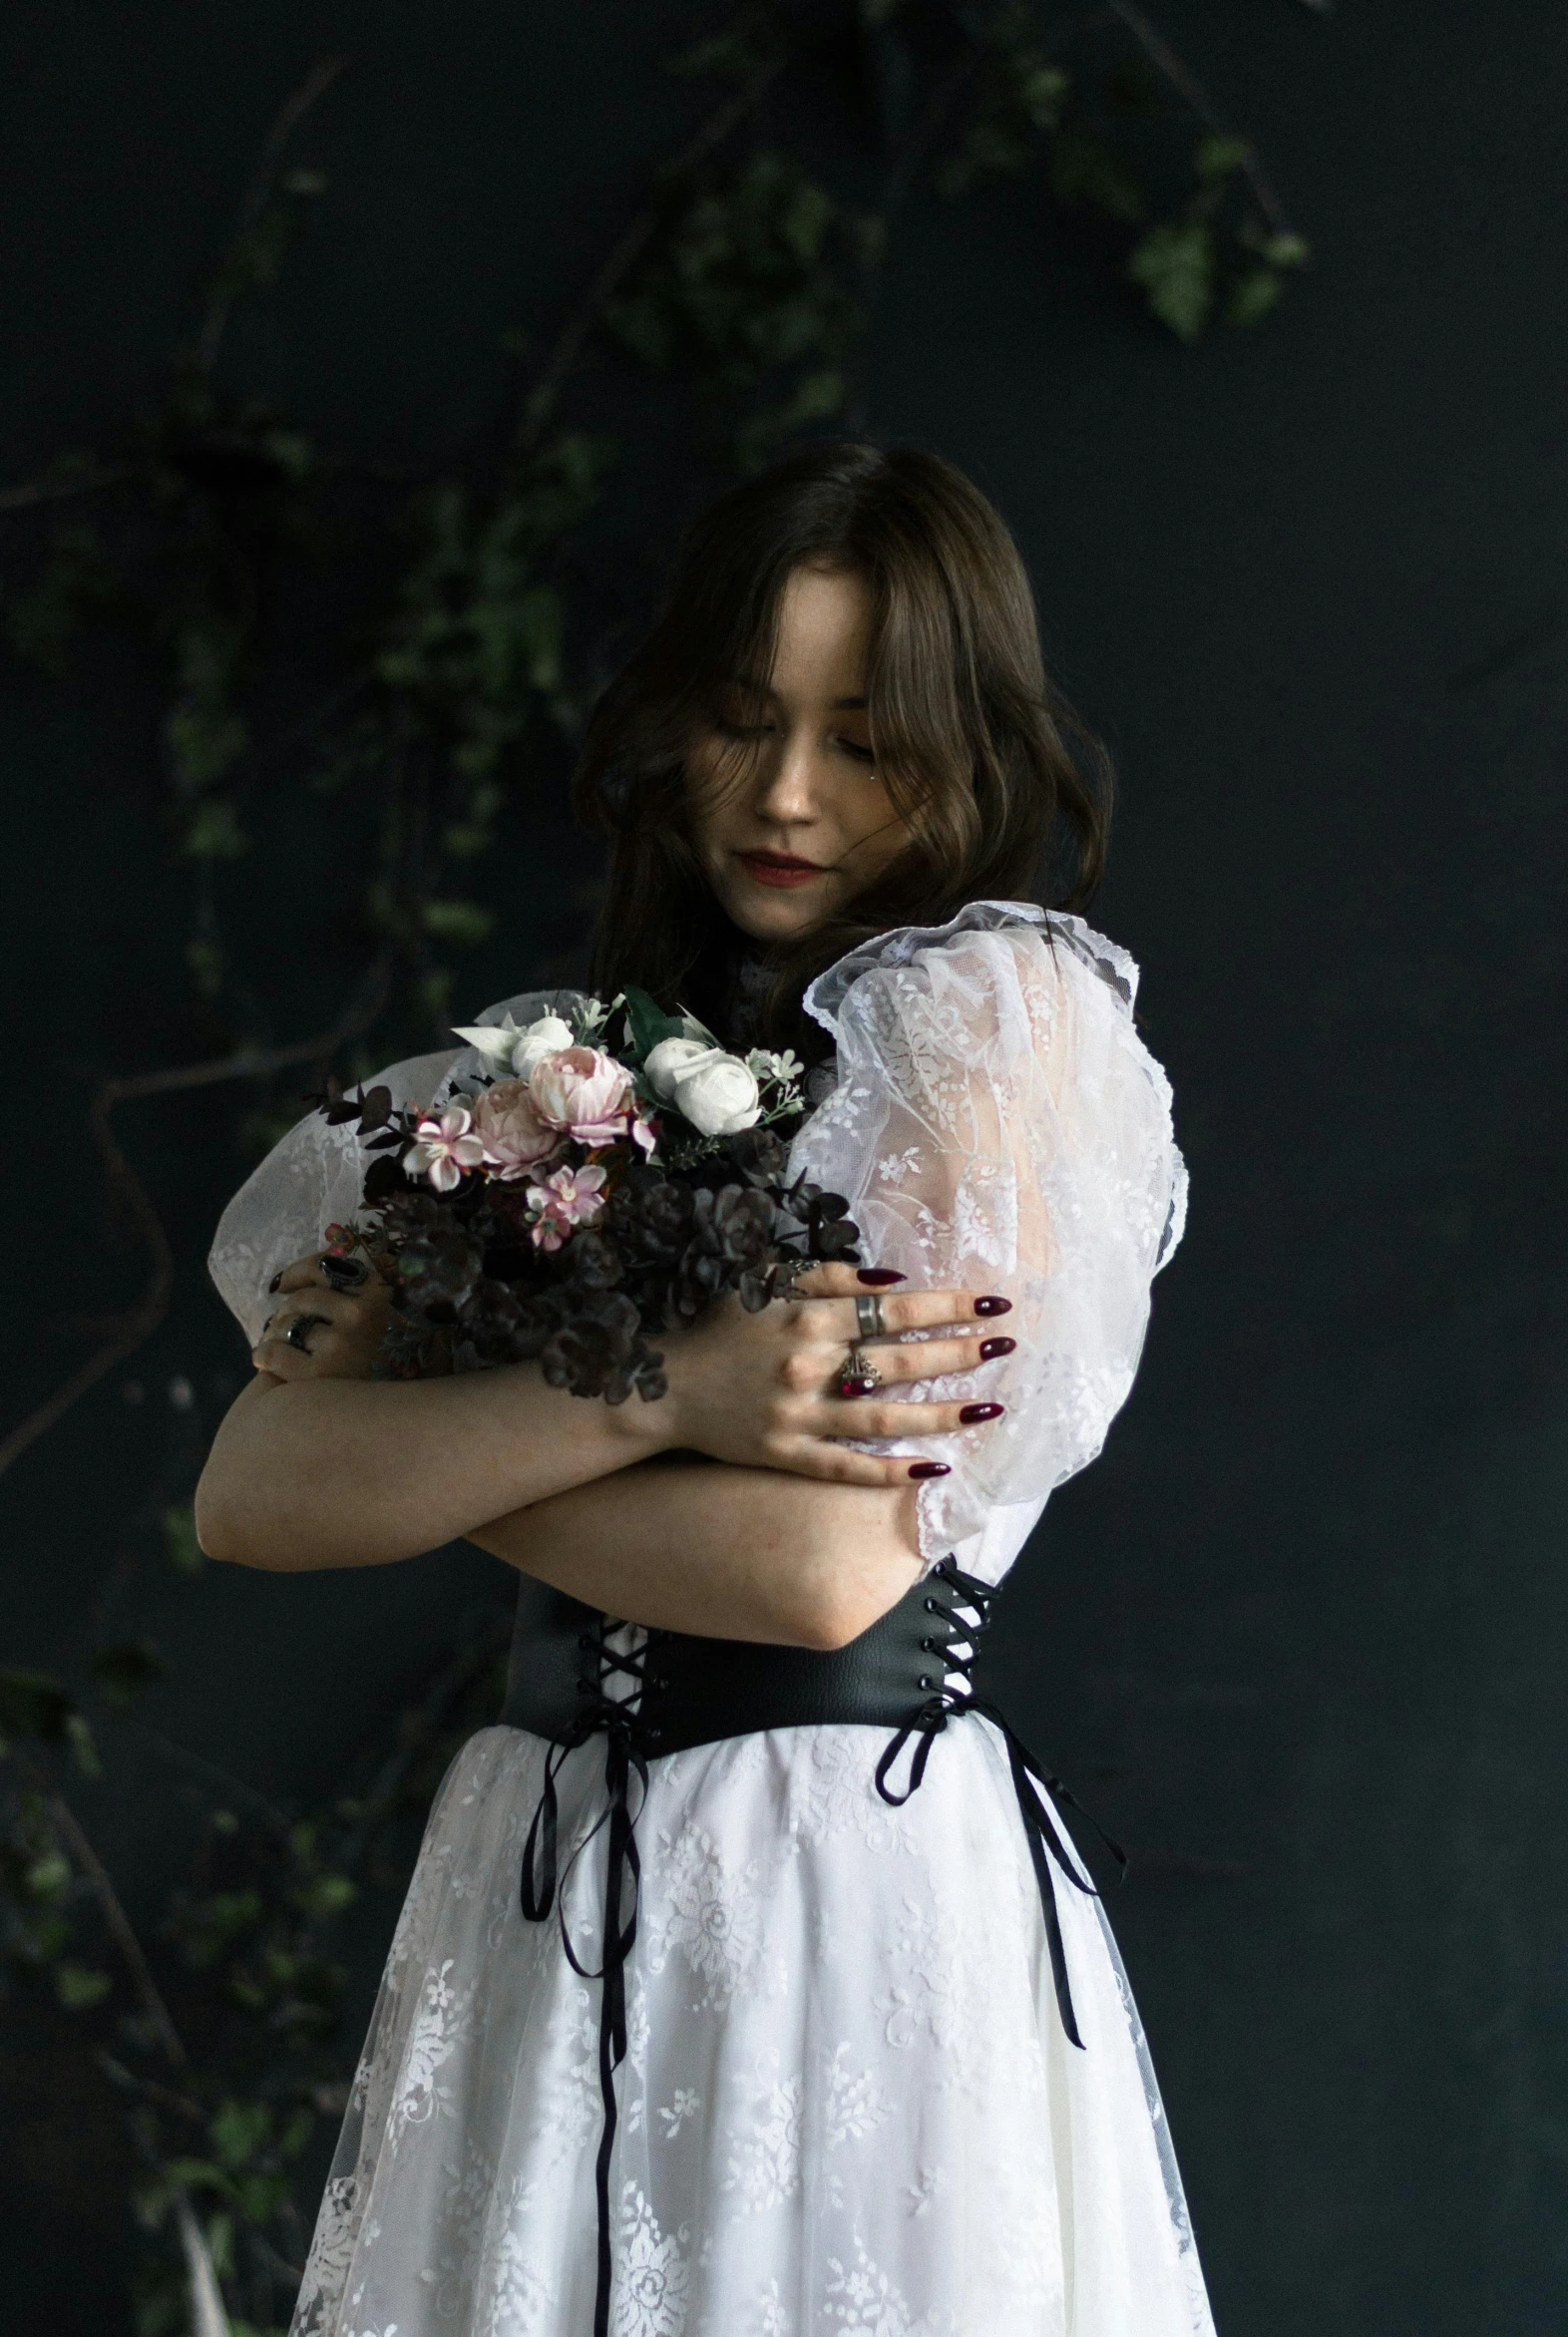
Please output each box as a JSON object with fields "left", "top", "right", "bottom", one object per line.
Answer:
{"left": 792, "top": 903, "right": 1187, "bottom": 1578}
{"left": 206, "top": 988, "right": 585, "bottom": 1345}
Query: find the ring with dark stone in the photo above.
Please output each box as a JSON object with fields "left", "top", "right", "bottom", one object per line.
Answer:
{"left": 319, "top": 1254, "right": 369, "bottom": 1290}
{"left": 284, "top": 1314, "right": 329, "bottom": 1354}
{"left": 838, "top": 1344, "right": 882, "bottom": 1395}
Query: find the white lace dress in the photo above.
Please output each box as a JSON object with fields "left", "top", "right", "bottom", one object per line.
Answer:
{"left": 209, "top": 902, "right": 1213, "bottom": 2337}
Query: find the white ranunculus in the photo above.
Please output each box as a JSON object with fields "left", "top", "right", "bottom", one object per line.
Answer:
{"left": 643, "top": 1035, "right": 720, "bottom": 1102}
{"left": 451, "top": 1011, "right": 575, "bottom": 1080}
{"left": 670, "top": 1048, "right": 762, "bottom": 1137}
{"left": 508, "top": 1013, "right": 577, "bottom": 1080}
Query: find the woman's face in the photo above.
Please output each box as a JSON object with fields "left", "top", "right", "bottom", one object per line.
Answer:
{"left": 686, "top": 565, "right": 915, "bottom": 946}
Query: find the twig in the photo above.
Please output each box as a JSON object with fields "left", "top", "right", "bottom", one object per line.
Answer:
{"left": 195, "top": 57, "right": 347, "bottom": 376}
{"left": 1103, "top": 0, "right": 1299, "bottom": 239}
{"left": 176, "top": 2193, "right": 233, "bottom": 2337}
{"left": 16, "top": 1761, "right": 188, "bottom": 2067}
{"left": 249, "top": 2231, "right": 305, "bottom": 2289}
{"left": 334, "top": 1615, "right": 510, "bottom": 1877}
{"left": 878, "top": 45, "right": 982, "bottom": 218}
{"left": 97, "top": 2052, "right": 206, "bottom": 2126}
{"left": 127, "top": 1722, "right": 293, "bottom": 1837}
{"left": 515, "top": 57, "right": 784, "bottom": 454}
{"left": 18, "top": 1776, "right": 231, "bottom": 2331}
{"left": 0, "top": 464, "right": 137, "bottom": 516}
{"left": 0, "top": 957, "right": 390, "bottom": 1483}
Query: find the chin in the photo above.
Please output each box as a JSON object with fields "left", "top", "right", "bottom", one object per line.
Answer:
{"left": 723, "top": 891, "right": 828, "bottom": 946}
{"left": 710, "top": 873, "right": 827, "bottom": 946}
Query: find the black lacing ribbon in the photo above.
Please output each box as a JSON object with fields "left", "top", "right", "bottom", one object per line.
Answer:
{"left": 874, "top": 1558, "right": 1127, "bottom": 2050}
{"left": 518, "top": 1563, "right": 1124, "bottom": 2333}
{"left": 518, "top": 1621, "right": 654, "bottom": 2337}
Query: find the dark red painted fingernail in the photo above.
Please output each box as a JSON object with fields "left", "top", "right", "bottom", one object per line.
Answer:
{"left": 960, "top": 1401, "right": 1004, "bottom": 1423}
{"left": 908, "top": 1461, "right": 951, "bottom": 1479}
{"left": 975, "top": 1295, "right": 1011, "bottom": 1317}
{"left": 268, "top": 1270, "right": 283, "bottom": 1293}
{"left": 840, "top": 1376, "right": 878, "bottom": 1398}
{"left": 857, "top": 1268, "right": 905, "bottom": 1286}
{"left": 980, "top": 1336, "right": 1015, "bottom": 1361}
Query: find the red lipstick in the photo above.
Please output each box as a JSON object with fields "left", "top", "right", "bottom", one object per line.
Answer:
{"left": 736, "top": 849, "right": 825, "bottom": 890}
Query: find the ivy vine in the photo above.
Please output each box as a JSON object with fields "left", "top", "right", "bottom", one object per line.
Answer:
{"left": 0, "top": 4, "right": 1315, "bottom": 2329}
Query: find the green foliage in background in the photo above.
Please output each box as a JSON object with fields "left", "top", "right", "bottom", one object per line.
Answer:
{"left": 0, "top": 3, "right": 1309, "bottom": 2327}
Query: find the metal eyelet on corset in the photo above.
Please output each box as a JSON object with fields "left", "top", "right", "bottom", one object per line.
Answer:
{"left": 575, "top": 1677, "right": 593, "bottom": 1697}
{"left": 918, "top": 1675, "right": 934, "bottom": 1691}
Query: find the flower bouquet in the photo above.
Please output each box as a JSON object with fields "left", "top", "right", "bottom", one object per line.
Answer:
{"left": 316, "top": 989, "right": 860, "bottom": 1402}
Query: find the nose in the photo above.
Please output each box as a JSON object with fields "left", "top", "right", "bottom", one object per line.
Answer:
{"left": 750, "top": 719, "right": 820, "bottom": 831}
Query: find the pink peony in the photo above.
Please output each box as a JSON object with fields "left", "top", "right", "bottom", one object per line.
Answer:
{"left": 471, "top": 1077, "right": 559, "bottom": 1180}
{"left": 528, "top": 1046, "right": 635, "bottom": 1146}
{"left": 526, "top": 1161, "right": 608, "bottom": 1251}
{"left": 406, "top": 1104, "right": 486, "bottom": 1194}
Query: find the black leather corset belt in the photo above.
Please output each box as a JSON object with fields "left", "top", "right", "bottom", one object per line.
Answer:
{"left": 500, "top": 1560, "right": 1121, "bottom": 2337}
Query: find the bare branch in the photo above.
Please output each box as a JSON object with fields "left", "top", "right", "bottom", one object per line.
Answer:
{"left": 175, "top": 2192, "right": 233, "bottom": 2337}
{"left": 96, "top": 2053, "right": 206, "bottom": 2126}
{"left": 195, "top": 56, "right": 348, "bottom": 376}
{"left": 1103, "top": 0, "right": 1299, "bottom": 238}
{"left": 515, "top": 57, "right": 784, "bottom": 455}
{"left": 335, "top": 1615, "right": 510, "bottom": 1877}
{"left": 0, "top": 957, "right": 389, "bottom": 1482}
{"left": 15, "top": 1760, "right": 188, "bottom": 2067}
{"left": 128, "top": 1722, "right": 293, "bottom": 1836}
{"left": 0, "top": 465, "right": 136, "bottom": 517}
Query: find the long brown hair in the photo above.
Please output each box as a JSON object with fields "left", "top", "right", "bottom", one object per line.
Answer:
{"left": 573, "top": 441, "right": 1112, "bottom": 1048}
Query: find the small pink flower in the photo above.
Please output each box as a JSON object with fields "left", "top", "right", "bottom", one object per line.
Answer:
{"left": 526, "top": 1161, "right": 608, "bottom": 1251}
{"left": 406, "top": 1104, "right": 486, "bottom": 1193}
{"left": 528, "top": 1046, "right": 635, "bottom": 1146}
{"left": 471, "top": 1077, "right": 558, "bottom": 1180}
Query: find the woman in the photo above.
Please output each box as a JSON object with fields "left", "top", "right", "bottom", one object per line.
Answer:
{"left": 198, "top": 443, "right": 1209, "bottom": 2337}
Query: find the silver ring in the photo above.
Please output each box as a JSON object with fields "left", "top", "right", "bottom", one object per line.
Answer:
{"left": 839, "top": 1344, "right": 882, "bottom": 1394}
{"left": 855, "top": 1291, "right": 886, "bottom": 1341}
{"left": 284, "top": 1314, "right": 327, "bottom": 1354}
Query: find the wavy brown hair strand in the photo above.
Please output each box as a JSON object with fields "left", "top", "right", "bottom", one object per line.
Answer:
{"left": 573, "top": 442, "right": 1112, "bottom": 1048}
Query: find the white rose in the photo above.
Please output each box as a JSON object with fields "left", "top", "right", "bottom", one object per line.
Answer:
{"left": 643, "top": 1036, "right": 720, "bottom": 1101}
{"left": 670, "top": 1049, "right": 762, "bottom": 1136}
{"left": 451, "top": 1010, "right": 576, "bottom": 1080}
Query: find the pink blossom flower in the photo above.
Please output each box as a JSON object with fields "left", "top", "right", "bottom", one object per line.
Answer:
{"left": 470, "top": 1077, "right": 558, "bottom": 1180}
{"left": 526, "top": 1162, "right": 608, "bottom": 1251}
{"left": 528, "top": 1046, "right": 636, "bottom": 1146}
{"left": 406, "top": 1104, "right": 485, "bottom": 1193}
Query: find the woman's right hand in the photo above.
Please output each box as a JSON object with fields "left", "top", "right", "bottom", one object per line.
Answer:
{"left": 250, "top": 1252, "right": 393, "bottom": 1383}
{"left": 656, "top": 1262, "right": 1014, "bottom": 1488}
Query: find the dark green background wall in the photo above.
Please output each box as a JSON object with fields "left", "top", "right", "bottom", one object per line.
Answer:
{"left": 4, "top": 4, "right": 1566, "bottom": 2332}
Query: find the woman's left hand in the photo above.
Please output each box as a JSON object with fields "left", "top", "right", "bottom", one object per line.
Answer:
{"left": 251, "top": 1252, "right": 393, "bottom": 1382}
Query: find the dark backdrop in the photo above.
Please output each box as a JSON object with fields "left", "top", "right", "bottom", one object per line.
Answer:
{"left": 4, "top": 4, "right": 1566, "bottom": 2333}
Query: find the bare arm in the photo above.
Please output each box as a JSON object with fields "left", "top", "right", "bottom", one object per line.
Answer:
{"left": 196, "top": 1257, "right": 1013, "bottom": 1571}
{"left": 469, "top": 1460, "right": 923, "bottom": 1651}
{"left": 196, "top": 1363, "right": 664, "bottom": 1571}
